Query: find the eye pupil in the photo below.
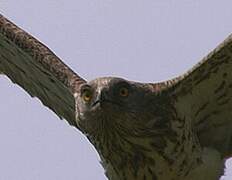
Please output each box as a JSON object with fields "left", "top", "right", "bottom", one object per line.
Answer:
{"left": 119, "top": 88, "right": 129, "bottom": 97}
{"left": 82, "top": 90, "right": 92, "bottom": 102}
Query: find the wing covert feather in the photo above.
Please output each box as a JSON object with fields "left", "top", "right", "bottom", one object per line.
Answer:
{"left": 166, "top": 34, "right": 232, "bottom": 157}
{"left": 0, "top": 14, "right": 86, "bottom": 127}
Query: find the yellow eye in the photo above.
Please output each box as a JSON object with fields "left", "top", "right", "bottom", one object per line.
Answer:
{"left": 119, "top": 87, "right": 129, "bottom": 97}
{"left": 82, "top": 89, "right": 92, "bottom": 102}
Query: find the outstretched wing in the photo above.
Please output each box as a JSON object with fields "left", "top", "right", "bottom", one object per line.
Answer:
{"left": 163, "top": 34, "right": 232, "bottom": 158}
{"left": 0, "top": 14, "right": 86, "bottom": 127}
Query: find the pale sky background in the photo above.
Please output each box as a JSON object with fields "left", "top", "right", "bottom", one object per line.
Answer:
{"left": 0, "top": 0, "right": 232, "bottom": 179}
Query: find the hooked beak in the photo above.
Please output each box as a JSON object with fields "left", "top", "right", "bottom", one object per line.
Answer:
{"left": 91, "top": 99, "right": 101, "bottom": 107}
{"left": 91, "top": 90, "right": 106, "bottom": 108}
{"left": 91, "top": 90, "right": 115, "bottom": 108}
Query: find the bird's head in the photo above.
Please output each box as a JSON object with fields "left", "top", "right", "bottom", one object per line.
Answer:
{"left": 75, "top": 77, "right": 156, "bottom": 138}
{"left": 74, "top": 77, "right": 174, "bottom": 178}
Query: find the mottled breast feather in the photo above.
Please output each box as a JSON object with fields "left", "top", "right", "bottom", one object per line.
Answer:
{"left": 161, "top": 34, "right": 232, "bottom": 157}
{"left": 0, "top": 14, "right": 86, "bottom": 127}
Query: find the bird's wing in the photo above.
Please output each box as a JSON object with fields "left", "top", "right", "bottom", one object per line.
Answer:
{"left": 158, "top": 34, "right": 232, "bottom": 158}
{"left": 0, "top": 14, "right": 86, "bottom": 128}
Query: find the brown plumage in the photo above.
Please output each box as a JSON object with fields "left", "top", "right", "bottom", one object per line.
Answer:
{"left": 1, "top": 14, "right": 232, "bottom": 180}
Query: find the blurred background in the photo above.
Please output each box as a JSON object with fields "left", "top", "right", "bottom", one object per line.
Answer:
{"left": 0, "top": 0, "right": 232, "bottom": 179}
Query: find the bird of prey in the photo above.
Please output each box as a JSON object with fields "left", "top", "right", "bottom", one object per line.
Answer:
{"left": 0, "top": 14, "right": 231, "bottom": 180}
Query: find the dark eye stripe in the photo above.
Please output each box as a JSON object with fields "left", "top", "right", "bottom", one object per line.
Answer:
{"left": 80, "top": 84, "right": 92, "bottom": 94}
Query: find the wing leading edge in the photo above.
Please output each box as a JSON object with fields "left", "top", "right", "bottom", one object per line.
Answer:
{"left": 0, "top": 14, "right": 86, "bottom": 127}
{"left": 165, "top": 34, "right": 232, "bottom": 157}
